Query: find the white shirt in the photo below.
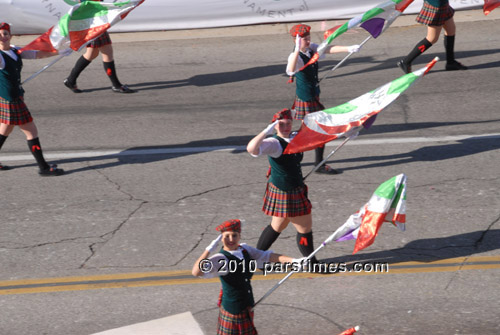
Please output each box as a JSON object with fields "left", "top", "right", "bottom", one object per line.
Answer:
{"left": 0, "top": 45, "right": 37, "bottom": 70}
{"left": 200, "top": 243, "right": 273, "bottom": 279}
{"left": 286, "top": 43, "right": 325, "bottom": 76}
{"left": 250, "top": 133, "right": 296, "bottom": 158}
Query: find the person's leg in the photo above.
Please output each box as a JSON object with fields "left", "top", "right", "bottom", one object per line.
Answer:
{"left": 290, "top": 214, "right": 319, "bottom": 263}
{"left": 64, "top": 47, "right": 99, "bottom": 92}
{"left": 19, "top": 122, "right": 64, "bottom": 176}
{"left": 442, "top": 18, "right": 467, "bottom": 70}
{"left": 314, "top": 145, "right": 339, "bottom": 174}
{"left": 100, "top": 45, "right": 136, "bottom": 93}
{"left": 256, "top": 217, "right": 289, "bottom": 251}
{"left": 0, "top": 123, "right": 15, "bottom": 170}
{"left": 397, "top": 26, "right": 441, "bottom": 74}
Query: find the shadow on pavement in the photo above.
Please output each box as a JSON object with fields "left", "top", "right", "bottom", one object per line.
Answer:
{"left": 320, "top": 229, "right": 500, "bottom": 266}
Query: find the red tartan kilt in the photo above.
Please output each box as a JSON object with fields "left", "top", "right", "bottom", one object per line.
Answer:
{"left": 416, "top": 2, "right": 454, "bottom": 26}
{"left": 291, "top": 96, "right": 324, "bottom": 120}
{"left": 262, "top": 182, "right": 312, "bottom": 217}
{"left": 87, "top": 31, "right": 112, "bottom": 48}
{"left": 0, "top": 96, "right": 33, "bottom": 125}
{"left": 217, "top": 306, "right": 257, "bottom": 335}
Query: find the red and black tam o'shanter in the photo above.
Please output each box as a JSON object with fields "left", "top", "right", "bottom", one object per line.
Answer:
{"left": 0, "top": 22, "right": 10, "bottom": 32}
{"left": 289, "top": 24, "right": 311, "bottom": 37}
{"left": 216, "top": 219, "right": 241, "bottom": 233}
{"left": 271, "top": 108, "right": 292, "bottom": 123}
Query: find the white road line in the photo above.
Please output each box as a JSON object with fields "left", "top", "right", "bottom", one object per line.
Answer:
{"left": 2, "top": 133, "right": 499, "bottom": 162}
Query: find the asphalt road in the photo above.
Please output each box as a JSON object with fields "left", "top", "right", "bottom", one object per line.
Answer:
{"left": 1, "top": 9, "right": 499, "bottom": 335}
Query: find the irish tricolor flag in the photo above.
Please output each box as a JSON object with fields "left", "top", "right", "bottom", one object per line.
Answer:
{"left": 284, "top": 57, "right": 438, "bottom": 155}
{"left": 21, "top": 0, "right": 144, "bottom": 53}
{"left": 484, "top": 0, "right": 500, "bottom": 15}
{"left": 326, "top": 174, "right": 407, "bottom": 254}
{"left": 299, "top": 0, "right": 414, "bottom": 72}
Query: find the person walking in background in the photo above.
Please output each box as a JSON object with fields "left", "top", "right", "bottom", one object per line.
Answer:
{"left": 286, "top": 24, "right": 361, "bottom": 175}
{"left": 63, "top": 0, "right": 136, "bottom": 94}
{"left": 0, "top": 22, "right": 64, "bottom": 176}
{"left": 397, "top": 0, "right": 467, "bottom": 73}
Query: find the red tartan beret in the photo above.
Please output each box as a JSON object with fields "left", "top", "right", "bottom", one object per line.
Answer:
{"left": 0, "top": 23, "right": 11, "bottom": 33}
{"left": 290, "top": 24, "right": 311, "bottom": 37}
{"left": 271, "top": 108, "right": 293, "bottom": 123}
{"left": 216, "top": 219, "right": 241, "bottom": 233}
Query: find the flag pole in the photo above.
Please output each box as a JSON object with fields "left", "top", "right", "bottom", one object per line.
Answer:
{"left": 21, "top": 54, "right": 65, "bottom": 85}
{"left": 319, "top": 35, "right": 372, "bottom": 83}
{"left": 254, "top": 222, "right": 349, "bottom": 308}
{"left": 303, "top": 136, "right": 351, "bottom": 181}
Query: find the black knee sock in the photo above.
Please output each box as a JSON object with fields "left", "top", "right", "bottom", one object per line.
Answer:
{"left": 67, "top": 55, "right": 91, "bottom": 85}
{"left": 403, "top": 38, "right": 433, "bottom": 66}
{"left": 27, "top": 138, "right": 50, "bottom": 170}
{"left": 296, "top": 231, "right": 318, "bottom": 263}
{"left": 103, "top": 61, "right": 122, "bottom": 87}
{"left": 0, "top": 134, "right": 7, "bottom": 150}
{"left": 315, "top": 145, "right": 325, "bottom": 165}
{"left": 257, "top": 225, "right": 281, "bottom": 251}
{"left": 444, "top": 35, "right": 456, "bottom": 63}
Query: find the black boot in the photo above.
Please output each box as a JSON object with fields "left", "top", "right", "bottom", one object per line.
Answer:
{"left": 397, "top": 38, "right": 433, "bottom": 74}
{"left": 257, "top": 225, "right": 281, "bottom": 251}
{"left": 296, "top": 231, "right": 318, "bottom": 264}
{"left": 27, "top": 138, "right": 64, "bottom": 176}
{"left": 444, "top": 35, "right": 468, "bottom": 71}
{"left": 314, "top": 145, "right": 338, "bottom": 174}
{"left": 64, "top": 55, "right": 91, "bottom": 93}
{"left": 104, "top": 61, "right": 136, "bottom": 93}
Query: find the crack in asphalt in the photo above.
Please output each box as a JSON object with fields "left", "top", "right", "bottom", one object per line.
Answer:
{"left": 444, "top": 212, "right": 499, "bottom": 290}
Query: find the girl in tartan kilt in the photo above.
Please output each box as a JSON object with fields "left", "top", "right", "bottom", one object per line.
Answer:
{"left": 397, "top": 0, "right": 467, "bottom": 73}
{"left": 286, "top": 24, "right": 361, "bottom": 175}
{"left": 63, "top": 0, "right": 136, "bottom": 94}
{"left": 246, "top": 108, "right": 322, "bottom": 265}
{"left": 0, "top": 22, "right": 64, "bottom": 176}
{"left": 192, "top": 219, "right": 303, "bottom": 335}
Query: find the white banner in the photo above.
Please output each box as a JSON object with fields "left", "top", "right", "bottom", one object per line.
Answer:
{"left": 0, "top": 0, "right": 483, "bottom": 35}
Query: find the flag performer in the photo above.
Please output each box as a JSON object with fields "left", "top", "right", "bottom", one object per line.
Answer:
{"left": 247, "top": 108, "right": 326, "bottom": 267}
{"left": 20, "top": 0, "right": 143, "bottom": 92}
{"left": 483, "top": 0, "right": 500, "bottom": 15}
{"left": 397, "top": 0, "right": 467, "bottom": 74}
{"left": 286, "top": 24, "right": 361, "bottom": 175}
{"left": 283, "top": 57, "right": 439, "bottom": 156}
{"left": 254, "top": 174, "right": 406, "bottom": 307}
{"left": 192, "top": 219, "right": 305, "bottom": 335}
{"left": 0, "top": 22, "right": 64, "bottom": 175}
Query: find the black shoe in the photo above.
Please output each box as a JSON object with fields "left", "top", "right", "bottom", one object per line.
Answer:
{"left": 39, "top": 164, "right": 64, "bottom": 176}
{"left": 446, "top": 60, "right": 468, "bottom": 71}
{"left": 111, "top": 85, "right": 136, "bottom": 93}
{"left": 397, "top": 60, "right": 411, "bottom": 74}
{"left": 0, "top": 162, "right": 9, "bottom": 170}
{"left": 63, "top": 79, "right": 82, "bottom": 93}
{"left": 315, "top": 164, "right": 339, "bottom": 175}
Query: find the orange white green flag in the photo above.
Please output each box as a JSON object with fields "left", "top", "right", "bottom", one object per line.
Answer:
{"left": 325, "top": 174, "right": 407, "bottom": 254}
{"left": 284, "top": 57, "right": 437, "bottom": 155}
{"left": 299, "top": 0, "right": 415, "bottom": 72}
{"left": 20, "top": 0, "right": 144, "bottom": 53}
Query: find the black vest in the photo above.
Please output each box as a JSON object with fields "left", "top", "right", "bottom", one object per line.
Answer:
{"left": 294, "top": 50, "right": 320, "bottom": 101}
{"left": 219, "top": 247, "right": 255, "bottom": 314}
{"left": 0, "top": 48, "right": 23, "bottom": 101}
{"left": 268, "top": 135, "right": 304, "bottom": 191}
